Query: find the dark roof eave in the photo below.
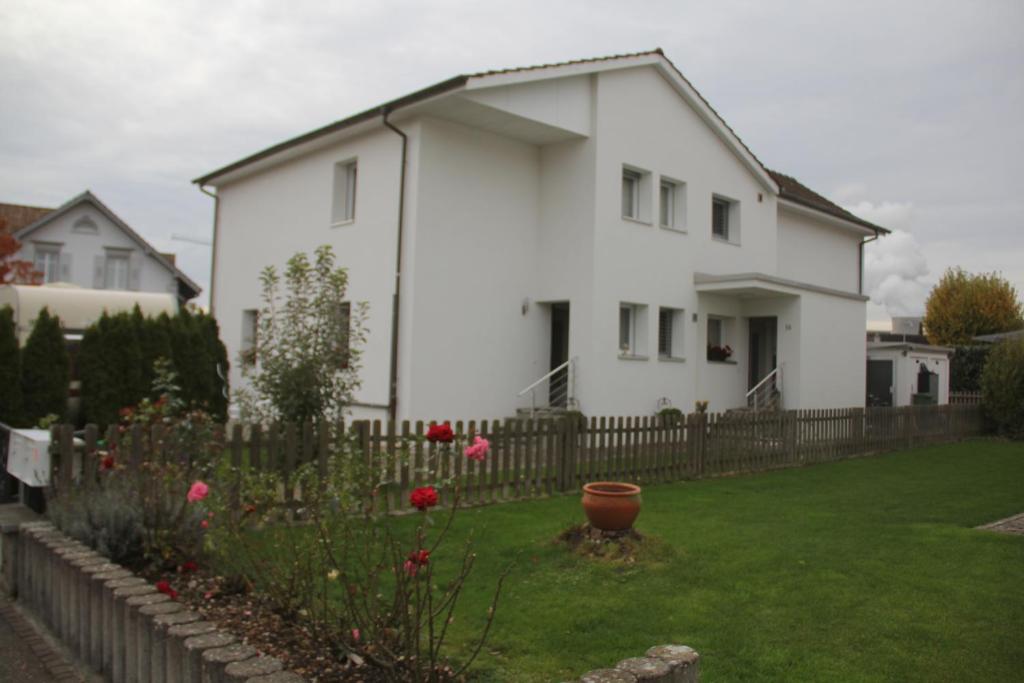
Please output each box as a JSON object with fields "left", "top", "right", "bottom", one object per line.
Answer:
{"left": 193, "top": 75, "right": 469, "bottom": 187}
{"left": 781, "top": 194, "right": 890, "bottom": 234}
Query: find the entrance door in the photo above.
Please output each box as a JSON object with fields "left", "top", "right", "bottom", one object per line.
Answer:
{"left": 549, "top": 303, "right": 570, "bottom": 407}
{"left": 747, "top": 317, "right": 778, "bottom": 389}
{"left": 867, "top": 359, "right": 894, "bottom": 406}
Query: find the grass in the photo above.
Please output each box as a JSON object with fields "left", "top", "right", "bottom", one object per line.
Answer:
{"left": 412, "top": 439, "right": 1024, "bottom": 681}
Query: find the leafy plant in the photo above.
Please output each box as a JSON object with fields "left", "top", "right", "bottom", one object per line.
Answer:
{"left": 236, "top": 245, "right": 367, "bottom": 424}
{"left": 923, "top": 267, "right": 1024, "bottom": 346}
{"left": 980, "top": 338, "right": 1024, "bottom": 438}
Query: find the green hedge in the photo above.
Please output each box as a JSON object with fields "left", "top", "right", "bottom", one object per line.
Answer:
{"left": 0, "top": 306, "right": 22, "bottom": 425}
{"left": 980, "top": 338, "right": 1024, "bottom": 439}
{"left": 20, "top": 308, "right": 70, "bottom": 425}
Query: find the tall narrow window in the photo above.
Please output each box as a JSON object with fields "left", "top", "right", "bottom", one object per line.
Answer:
{"left": 660, "top": 181, "right": 675, "bottom": 228}
{"left": 241, "top": 309, "right": 258, "bottom": 366}
{"left": 338, "top": 302, "right": 351, "bottom": 368}
{"left": 712, "top": 197, "right": 730, "bottom": 240}
{"left": 622, "top": 169, "right": 640, "bottom": 219}
{"left": 619, "top": 305, "right": 633, "bottom": 352}
{"left": 332, "top": 161, "right": 357, "bottom": 224}
{"left": 104, "top": 253, "right": 129, "bottom": 290}
{"left": 708, "top": 317, "right": 723, "bottom": 347}
{"left": 618, "top": 303, "right": 649, "bottom": 357}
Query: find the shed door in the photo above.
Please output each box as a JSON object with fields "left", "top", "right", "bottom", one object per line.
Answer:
{"left": 867, "top": 359, "right": 894, "bottom": 407}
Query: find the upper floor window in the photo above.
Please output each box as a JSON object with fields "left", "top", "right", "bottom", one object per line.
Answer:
{"left": 104, "top": 252, "right": 130, "bottom": 290}
{"left": 660, "top": 178, "right": 686, "bottom": 231}
{"left": 33, "top": 244, "right": 62, "bottom": 283}
{"left": 622, "top": 169, "right": 641, "bottom": 220}
{"left": 712, "top": 195, "right": 739, "bottom": 243}
{"left": 332, "top": 160, "right": 357, "bottom": 224}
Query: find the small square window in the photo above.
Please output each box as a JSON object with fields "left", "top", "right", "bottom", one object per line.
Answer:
{"left": 332, "top": 161, "right": 357, "bottom": 224}
{"left": 658, "top": 307, "right": 685, "bottom": 359}
{"left": 712, "top": 198, "right": 730, "bottom": 239}
{"left": 707, "top": 316, "right": 734, "bottom": 361}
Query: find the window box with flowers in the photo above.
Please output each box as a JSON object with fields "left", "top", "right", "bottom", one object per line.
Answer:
{"left": 707, "top": 344, "right": 733, "bottom": 362}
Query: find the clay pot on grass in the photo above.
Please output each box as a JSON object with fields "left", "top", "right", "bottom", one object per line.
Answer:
{"left": 581, "top": 482, "right": 642, "bottom": 531}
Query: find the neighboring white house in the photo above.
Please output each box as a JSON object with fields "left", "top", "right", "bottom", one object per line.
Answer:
{"left": 0, "top": 191, "right": 201, "bottom": 303}
{"left": 196, "top": 49, "right": 888, "bottom": 421}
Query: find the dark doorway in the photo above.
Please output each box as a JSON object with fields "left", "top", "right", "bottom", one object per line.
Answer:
{"left": 867, "top": 359, "right": 894, "bottom": 407}
{"left": 549, "top": 303, "right": 570, "bottom": 407}
{"left": 747, "top": 317, "right": 778, "bottom": 390}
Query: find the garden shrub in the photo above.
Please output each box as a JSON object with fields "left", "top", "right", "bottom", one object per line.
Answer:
{"left": 657, "top": 407, "right": 684, "bottom": 426}
{"left": 980, "top": 338, "right": 1024, "bottom": 438}
{"left": 236, "top": 245, "right": 367, "bottom": 424}
{"left": 951, "top": 345, "right": 990, "bottom": 392}
{"left": 20, "top": 307, "right": 69, "bottom": 426}
{"left": 0, "top": 305, "right": 22, "bottom": 425}
{"left": 79, "top": 312, "right": 142, "bottom": 427}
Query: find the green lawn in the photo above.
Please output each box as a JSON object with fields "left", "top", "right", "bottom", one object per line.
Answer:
{"left": 420, "top": 439, "right": 1024, "bottom": 681}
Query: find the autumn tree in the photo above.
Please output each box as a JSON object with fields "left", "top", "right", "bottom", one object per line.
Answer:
{"left": 0, "top": 219, "right": 42, "bottom": 285}
{"left": 923, "top": 268, "right": 1024, "bottom": 346}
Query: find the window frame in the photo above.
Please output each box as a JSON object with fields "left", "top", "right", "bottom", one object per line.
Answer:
{"left": 622, "top": 169, "right": 641, "bottom": 220}
{"left": 331, "top": 160, "right": 358, "bottom": 226}
{"left": 104, "top": 252, "right": 130, "bottom": 290}
{"left": 33, "top": 244, "right": 61, "bottom": 283}
{"left": 658, "top": 307, "right": 686, "bottom": 360}
{"left": 712, "top": 197, "right": 730, "bottom": 240}
{"left": 618, "top": 302, "right": 649, "bottom": 359}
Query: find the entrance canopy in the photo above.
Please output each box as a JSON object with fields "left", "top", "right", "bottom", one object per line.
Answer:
{"left": 694, "top": 272, "right": 868, "bottom": 301}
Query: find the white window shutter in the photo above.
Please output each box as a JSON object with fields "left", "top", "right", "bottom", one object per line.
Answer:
{"left": 59, "top": 253, "right": 72, "bottom": 282}
{"left": 128, "top": 253, "right": 141, "bottom": 291}
{"left": 93, "top": 255, "right": 105, "bottom": 288}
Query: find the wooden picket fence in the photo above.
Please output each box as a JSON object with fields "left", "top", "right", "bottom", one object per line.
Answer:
{"left": 949, "top": 391, "right": 983, "bottom": 406}
{"left": 50, "top": 404, "right": 985, "bottom": 512}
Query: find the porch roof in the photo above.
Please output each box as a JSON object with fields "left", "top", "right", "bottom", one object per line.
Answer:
{"left": 694, "top": 272, "right": 869, "bottom": 302}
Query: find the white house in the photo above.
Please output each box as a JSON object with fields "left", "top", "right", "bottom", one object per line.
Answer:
{"left": 196, "top": 49, "right": 888, "bottom": 421}
{"left": 866, "top": 343, "right": 952, "bottom": 407}
{"left": 0, "top": 191, "right": 201, "bottom": 303}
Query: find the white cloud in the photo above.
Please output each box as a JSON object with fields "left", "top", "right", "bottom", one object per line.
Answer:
{"left": 863, "top": 229, "right": 931, "bottom": 318}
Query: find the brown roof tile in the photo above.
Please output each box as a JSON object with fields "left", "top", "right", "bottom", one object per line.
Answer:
{"left": 0, "top": 202, "right": 53, "bottom": 234}
{"left": 768, "top": 170, "right": 888, "bottom": 233}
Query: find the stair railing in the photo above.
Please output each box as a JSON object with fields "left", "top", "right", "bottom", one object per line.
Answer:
{"left": 746, "top": 363, "right": 782, "bottom": 412}
{"left": 518, "top": 357, "right": 576, "bottom": 416}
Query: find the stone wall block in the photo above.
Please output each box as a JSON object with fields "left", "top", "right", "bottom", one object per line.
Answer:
{"left": 223, "top": 655, "right": 284, "bottom": 682}
{"left": 202, "top": 642, "right": 257, "bottom": 683}
{"left": 124, "top": 591, "right": 170, "bottom": 683}
{"left": 182, "top": 631, "right": 237, "bottom": 683}
{"left": 580, "top": 670, "right": 639, "bottom": 683}
{"left": 138, "top": 601, "right": 183, "bottom": 683}
{"left": 71, "top": 554, "right": 107, "bottom": 659}
{"left": 616, "top": 656, "right": 673, "bottom": 682}
{"left": 245, "top": 672, "right": 306, "bottom": 683}
{"left": 166, "top": 621, "right": 218, "bottom": 683}
{"left": 90, "top": 568, "right": 131, "bottom": 671}
{"left": 645, "top": 645, "right": 700, "bottom": 683}
{"left": 110, "top": 582, "right": 156, "bottom": 683}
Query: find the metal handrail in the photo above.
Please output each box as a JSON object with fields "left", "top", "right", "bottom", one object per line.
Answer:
{"left": 746, "top": 363, "right": 782, "bottom": 411}
{"left": 518, "top": 357, "right": 576, "bottom": 415}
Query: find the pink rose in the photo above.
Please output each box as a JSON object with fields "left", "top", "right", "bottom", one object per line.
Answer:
{"left": 463, "top": 436, "right": 490, "bottom": 462}
{"left": 200, "top": 519, "right": 209, "bottom": 529}
{"left": 187, "top": 481, "right": 209, "bottom": 503}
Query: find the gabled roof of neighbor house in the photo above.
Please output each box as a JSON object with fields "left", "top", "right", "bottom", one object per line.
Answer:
{"left": 0, "top": 202, "right": 54, "bottom": 233}
{"left": 12, "top": 191, "right": 202, "bottom": 299}
{"left": 194, "top": 49, "right": 886, "bottom": 233}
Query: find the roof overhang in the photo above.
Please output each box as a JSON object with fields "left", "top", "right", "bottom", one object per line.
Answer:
{"left": 695, "top": 272, "right": 869, "bottom": 302}
{"left": 778, "top": 198, "right": 884, "bottom": 236}
{"left": 867, "top": 342, "right": 954, "bottom": 355}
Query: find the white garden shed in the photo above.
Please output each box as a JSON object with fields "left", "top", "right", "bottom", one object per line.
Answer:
{"left": 866, "top": 342, "right": 952, "bottom": 408}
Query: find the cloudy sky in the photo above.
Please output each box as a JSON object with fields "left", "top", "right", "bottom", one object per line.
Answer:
{"left": 2, "top": 0, "right": 1021, "bottom": 322}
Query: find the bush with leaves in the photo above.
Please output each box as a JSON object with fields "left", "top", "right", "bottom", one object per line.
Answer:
{"left": 924, "top": 267, "right": 1024, "bottom": 346}
{"left": 236, "top": 245, "right": 367, "bottom": 424}
{"left": 0, "top": 305, "right": 22, "bottom": 425}
{"left": 20, "top": 307, "right": 69, "bottom": 425}
{"left": 202, "top": 425, "right": 509, "bottom": 680}
{"left": 980, "top": 338, "right": 1024, "bottom": 439}
{"left": 950, "top": 345, "right": 991, "bottom": 392}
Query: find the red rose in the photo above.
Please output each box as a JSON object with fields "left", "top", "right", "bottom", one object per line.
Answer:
{"left": 100, "top": 455, "right": 115, "bottom": 471}
{"left": 180, "top": 561, "right": 199, "bottom": 574}
{"left": 404, "top": 549, "right": 430, "bottom": 576}
{"left": 426, "top": 423, "right": 454, "bottom": 443}
{"left": 156, "top": 580, "right": 173, "bottom": 595}
{"left": 409, "top": 486, "right": 438, "bottom": 511}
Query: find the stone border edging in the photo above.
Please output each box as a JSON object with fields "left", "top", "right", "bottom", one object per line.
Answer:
{"left": 578, "top": 644, "right": 700, "bottom": 682}
{"left": 3, "top": 520, "right": 303, "bottom": 683}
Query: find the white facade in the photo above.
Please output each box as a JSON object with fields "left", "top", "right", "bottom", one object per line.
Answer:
{"left": 201, "top": 51, "right": 885, "bottom": 421}
{"left": 9, "top": 192, "right": 200, "bottom": 302}
{"left": 866, "top": 343, "right": 952, "bottom": 407}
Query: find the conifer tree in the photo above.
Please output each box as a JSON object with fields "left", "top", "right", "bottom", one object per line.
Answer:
{"left": 20, "top": 308, "right": 69, "bottom": 425}
{"left": 0, "top": 306, "right": 22, "bottom": 426}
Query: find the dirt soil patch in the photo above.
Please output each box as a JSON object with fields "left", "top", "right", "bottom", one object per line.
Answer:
{"left": 557, "top": 523, "right": 650, "bottom": 563}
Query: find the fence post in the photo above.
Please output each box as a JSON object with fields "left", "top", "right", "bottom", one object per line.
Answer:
{"left": 686, "top": 412, "right": 707, "bottom": 478}
{"left": 560, "top": 416, "right": 578, "bottom": 493}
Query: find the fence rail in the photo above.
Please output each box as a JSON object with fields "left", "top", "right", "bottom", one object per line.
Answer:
{"left": 49, "top": 404, "right": 985, "bottom": 512}
{"left": 949, "top": 391, "right": 983, "bottom": 406}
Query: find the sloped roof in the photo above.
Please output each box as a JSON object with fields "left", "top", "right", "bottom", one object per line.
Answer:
{"left": 15, "top": 191, "right": 201, "bottom": 299}
{"left": 0, "top": 202, "right": 53, "bottom": 234}
{"left": 193, "top": 49, "right": 886, "bottom": 232}
{"left": 770, "top": 170, "right": 888, "bottom": 233}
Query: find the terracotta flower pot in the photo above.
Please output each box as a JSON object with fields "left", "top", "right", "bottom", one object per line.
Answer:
{"left": 581, "top": 481, "right": 642, "bottom": 531}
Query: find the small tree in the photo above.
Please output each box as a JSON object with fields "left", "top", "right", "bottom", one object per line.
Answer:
{"left": 923, "top": 267, "right": 1024, "bottom": 346}
{"left": 237, "top": 245, "right": 367, "bottom": 424}
{"left": 20, "top": 308, "right": 69, "bottom": 425}
{"left": 980, "top": 338, "right": 1024, "bottom": 438}
{"left": 79, "top": 312, "right": 142, "bottom": 428}
{"left": 0, "top": 306, "right": 22, "bottom": 425}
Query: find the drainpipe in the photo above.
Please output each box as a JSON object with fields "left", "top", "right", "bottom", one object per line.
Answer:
{"left": 382, "top": 108, "right": 408, "bottom": 421}
{"left": 199, "top": 184, "right": 220, "bottom": 313}
{"left": 859, "top": 228, "right": 881, "bottom": 295}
